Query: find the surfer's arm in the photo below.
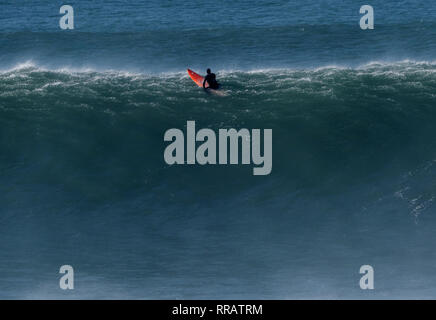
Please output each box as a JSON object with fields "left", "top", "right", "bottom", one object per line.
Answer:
{"left": 203, "top": 78, "right": 207, "bottom": 88}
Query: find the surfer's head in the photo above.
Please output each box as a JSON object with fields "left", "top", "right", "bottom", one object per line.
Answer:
{"left": 207, "top": 68, "right": 211, "bottom": 74}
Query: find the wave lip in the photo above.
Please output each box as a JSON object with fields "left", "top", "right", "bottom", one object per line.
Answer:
{"left": 3, "top": 59, "right": 436, "bottom": 77}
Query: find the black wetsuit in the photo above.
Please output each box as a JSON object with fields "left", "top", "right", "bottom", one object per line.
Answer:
{"left": 203, "top": 73, "right": 219, "bottom": 89}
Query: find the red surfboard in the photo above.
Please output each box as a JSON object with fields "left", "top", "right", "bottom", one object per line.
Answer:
{"left": 187, "top": 69, "right": 209, "bottom": 88}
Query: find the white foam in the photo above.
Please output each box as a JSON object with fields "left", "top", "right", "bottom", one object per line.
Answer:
{"left": 2, "top": 59, "right": 436, "bottom": 77}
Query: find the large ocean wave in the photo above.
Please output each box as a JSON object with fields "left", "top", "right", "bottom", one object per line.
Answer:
{"left": 1, "top": 61, "right": 435, "bottom": 207}
{"left": 1, "top": 61, "right": 436, "bottom": 298}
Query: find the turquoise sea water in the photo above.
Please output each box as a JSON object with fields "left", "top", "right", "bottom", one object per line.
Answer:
{"left": 1, "top": 1, "right": 436, "bottom": 298}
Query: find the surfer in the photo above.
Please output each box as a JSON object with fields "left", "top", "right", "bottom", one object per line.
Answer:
{"left": 203, "top": 69, "right": 220, "bottom": 89}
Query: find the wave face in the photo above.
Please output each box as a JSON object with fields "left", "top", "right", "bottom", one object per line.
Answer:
{"left": 1, "top": 62, "right": 436, "bottom": 298}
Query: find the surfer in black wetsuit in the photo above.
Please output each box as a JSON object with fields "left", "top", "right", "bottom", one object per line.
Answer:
{"left": 203, "top": 68, "right": 219, "bottom": 89}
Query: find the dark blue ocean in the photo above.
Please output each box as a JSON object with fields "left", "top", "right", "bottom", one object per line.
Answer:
{"left": 1, "top": 0, "right": 436, "bottom": 298}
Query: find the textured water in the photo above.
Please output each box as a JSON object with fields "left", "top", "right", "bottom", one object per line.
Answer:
{"left": 1, "top": 1, "right": 436, "bottom": 299}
